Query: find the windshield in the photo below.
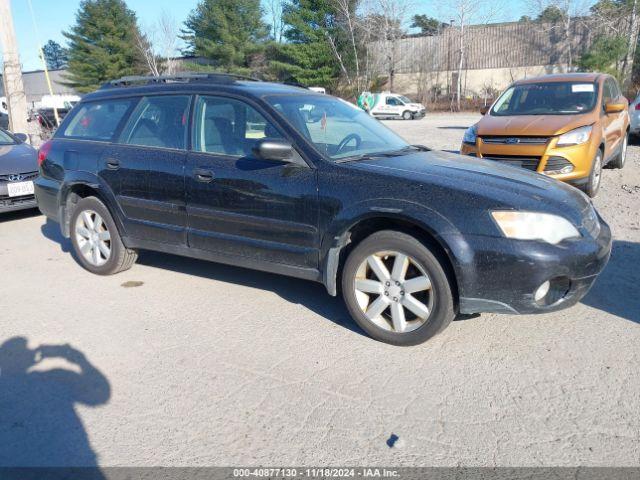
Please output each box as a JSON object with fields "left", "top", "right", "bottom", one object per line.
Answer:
{"left": 0, "top": 130, "right": 16, "bottom": 145}
{"left": 491, "top": 82, "right": 598, "bottom": 116}
{"left": 265, "top": 95, "right": 409, "bottom": 160}
{"left": 398, "top": 95, "right": 413, "bottom": 104}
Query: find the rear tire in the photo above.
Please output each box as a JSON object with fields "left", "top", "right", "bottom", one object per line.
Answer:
{"left": 581, "top": 149, "right": 603, "bottom": 198}
{"left": 608, "top": 133, "right": 628, "bottom": 169}
{"left": 341, "top": 231, "right": 455, "bottom": 346}
{"left": 70, "top": 196, "right": 137, "bottom": 275}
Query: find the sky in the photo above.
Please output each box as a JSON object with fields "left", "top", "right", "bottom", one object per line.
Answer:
{"left": 7, "top": 0, "right": 589, "bottom": 72}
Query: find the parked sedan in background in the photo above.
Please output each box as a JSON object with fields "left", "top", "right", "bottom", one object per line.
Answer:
{"left": 0, "top": 129, "right": 38, "bottom": 213}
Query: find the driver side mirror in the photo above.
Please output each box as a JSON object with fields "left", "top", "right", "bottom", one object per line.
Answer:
{"left": 604, "top": 101, "right": 625, "bottom": 114}
{"left": 14, "top": 133, "right": 28, "bottom": 143}
{"left": 479, "top": 106, "right": 489, "bottom": 115}
{"left": 252, "top": 139, "right": 306, "bottom": 167}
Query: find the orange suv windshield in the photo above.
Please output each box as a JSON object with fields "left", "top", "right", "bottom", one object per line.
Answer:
{"left": 491, "top": 82, "right": 599, "bottom": 116}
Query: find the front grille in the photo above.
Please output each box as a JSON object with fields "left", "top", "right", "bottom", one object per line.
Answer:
{"left": 0, "top": 171, "right": 38, "bottom": 182}
{"left": 544, "top": 156, "right": 573, "bottom": 172}
{"left": 0, "top": 194, "right": 36, "bottom": 205}
{"left": 481, "top": 136, "right": 549, "bottom": 145}
{"left": 481, "top": 155, "right": 540, "bottom": 171}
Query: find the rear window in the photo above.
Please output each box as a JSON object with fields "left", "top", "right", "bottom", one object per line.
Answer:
{"left": 62, "top": 99, "right": 134, "bottom": 140}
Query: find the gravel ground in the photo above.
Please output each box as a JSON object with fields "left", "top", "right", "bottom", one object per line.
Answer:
{"left": 0, "top": 113, "right": 638, "bottom": 467}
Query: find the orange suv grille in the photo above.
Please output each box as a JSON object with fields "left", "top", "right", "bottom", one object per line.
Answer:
{"left": 480, "top": 136, "right": 549, "bottom": 145}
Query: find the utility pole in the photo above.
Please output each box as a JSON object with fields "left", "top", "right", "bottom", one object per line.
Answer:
{"left": 0, "top": 0, "right": 29, "bottom": 134}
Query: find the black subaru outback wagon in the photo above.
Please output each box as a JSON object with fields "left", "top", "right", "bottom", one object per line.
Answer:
{"left": 35, "top": 74, "right": 612, "bottom": 345}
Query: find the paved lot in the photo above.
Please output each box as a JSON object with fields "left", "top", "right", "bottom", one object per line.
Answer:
{"left": 0, "top": 113, "right": 638, "bottom": 467}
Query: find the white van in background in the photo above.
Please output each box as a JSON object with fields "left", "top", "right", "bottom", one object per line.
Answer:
{"left": 357, "top": 92, "right": 426, "bottom": 120}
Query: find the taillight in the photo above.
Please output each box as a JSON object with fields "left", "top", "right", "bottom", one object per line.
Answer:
{"left": 634, "top": 103, "right": 640, "bottom": 111}
{"left": 38, "top": 140, "right": 53, "bottom": 166}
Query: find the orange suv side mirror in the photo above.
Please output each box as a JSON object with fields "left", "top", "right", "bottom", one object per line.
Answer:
{"left": 480, "top": 106, "right": 489, "bottom": 115}
{"left": 605, "top": 102, "right": 626, "bottom": 114}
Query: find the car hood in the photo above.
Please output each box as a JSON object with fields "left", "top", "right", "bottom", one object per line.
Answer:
{"left": 0, "top": 143, "right": 38, "bottom": 175}
{"left": 351, "top": 149, "right": 590, "bottom": 218}
{"left": 477, "top": 113, "right": 593, "bottom": 136}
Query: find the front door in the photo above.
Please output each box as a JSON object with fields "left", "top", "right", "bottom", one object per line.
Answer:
{"left": 602, "top": 78, "right": 623, "bottom": 158}
{"left": 185, "top": 95, "right": 319, "bottom": 269}
{"left": 105, "top": 94, "right": 191, "bottom": 244}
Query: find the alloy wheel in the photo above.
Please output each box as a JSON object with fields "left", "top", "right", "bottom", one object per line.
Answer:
{"left": 75, "top": 209, "right": 111, "bottom": 267}
{"left": 353, "top": 251, "right": 434, "bottom": 333}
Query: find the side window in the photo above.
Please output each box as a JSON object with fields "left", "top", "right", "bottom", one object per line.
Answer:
{"left": 120, "top": 95, "right": 190, "bottom": 149}
{"left": 193, "top": 96, "right": 283, "bottom": 156}
{"left": 602, "top": 80, "right": 614, "bottom": 106}
{"left": 62, "top": 99, "right": 133, "bottom": 140}
{"left": 386, "top": 97, "right": 402, "bottom": 106}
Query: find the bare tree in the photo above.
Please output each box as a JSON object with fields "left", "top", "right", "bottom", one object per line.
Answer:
{"left": 435, "top": 0, "right": 503, "bottom": 110}
{"left": 136, "top": 12, "right": 180, "bottom": 77}
{"left": 372, "top": 0, "right": 412, "bottom": 92}
{"left": 266, "top": 0, "right": 286, "bottom": 43}
{"left": 529, "top": 0, "right": 591, "bottom": 71}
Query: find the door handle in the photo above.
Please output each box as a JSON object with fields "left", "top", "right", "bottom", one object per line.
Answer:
{"left": 194, "top": 168, "right": 214, "bottom": 183}
{"left": 106, "top": 158, "right": 120, "bottom": 170}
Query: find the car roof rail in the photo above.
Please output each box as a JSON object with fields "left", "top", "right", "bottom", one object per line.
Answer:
{"left": 100, "top": 72, "right": 261, "bottom": 89}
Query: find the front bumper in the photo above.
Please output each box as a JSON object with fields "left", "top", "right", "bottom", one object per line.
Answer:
{"left": 460, "top": 137, "right": 596, "bottom": 186}
{"left": 0, "top": 195, "right": 38, "bottom": 213}
{"left": 445, "top": 218, "right": 612, "bottom": 315}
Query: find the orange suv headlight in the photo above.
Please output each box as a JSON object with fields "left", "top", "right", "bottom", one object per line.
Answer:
{"left": 556, "top": 125, "right": 592, "bottom": 146}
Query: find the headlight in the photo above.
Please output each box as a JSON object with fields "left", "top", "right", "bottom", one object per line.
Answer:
{"left": 491, "top": 211, "right": 581, "bottom": 244}
{"left": 556, "top": 125, "right": 592, "bottom": 146}
{"left": 463, "top": 124, "right": 478, "bottom": 144}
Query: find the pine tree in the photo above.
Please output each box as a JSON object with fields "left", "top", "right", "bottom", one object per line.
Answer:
{"left": 63, "top": 0, "right": 145, "bottom": 93}
{"left": 42, "top": 40, "right": 68, "bottom": 70}
{"left": 267, "top": 0, "right": 342, "bottom": 86}
{"left": 182, "top": 0, "right": 269, "bottom": 71}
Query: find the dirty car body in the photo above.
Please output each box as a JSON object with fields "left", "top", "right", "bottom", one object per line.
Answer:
{"left": 35, "top": 75, "right": 611, "bottom": 344}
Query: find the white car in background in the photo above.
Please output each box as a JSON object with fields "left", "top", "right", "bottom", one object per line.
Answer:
{"left": 357, "top": 92, "right": 426, "bottom": 120}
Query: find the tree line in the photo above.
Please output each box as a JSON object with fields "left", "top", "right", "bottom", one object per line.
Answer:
{"left": 43, "top": 0, "right": 640, "bottom": 98}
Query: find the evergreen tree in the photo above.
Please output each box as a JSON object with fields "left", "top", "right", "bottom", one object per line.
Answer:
{"left": 267, "top": 0, "right": 343, "bottom": 86}
{"left": 182, "top": 0, "right": 269, "bottom": 71}
{"left": 42, "top": 40, "right": 68, "bottom": 70}
{"left": 410, "top": 15, "right": 445, "bottom": 35}
{"left": 63, "top": 0, "right": 145, "bottom": 93}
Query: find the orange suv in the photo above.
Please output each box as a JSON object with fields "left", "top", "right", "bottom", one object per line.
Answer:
{"left": 460, "top": 73, "right": 629, "bottom": 197}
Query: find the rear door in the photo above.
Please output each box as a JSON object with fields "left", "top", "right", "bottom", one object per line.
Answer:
{"left": 602, "top": 78, "right": 623, "bottom": 158}
{"left": 106, "top": 94, "right": 192, "bottom": 245}
{"left": 185, "top": 94, "right": 319, "bottom": 268}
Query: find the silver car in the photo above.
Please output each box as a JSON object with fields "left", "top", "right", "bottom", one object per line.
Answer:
{"left": 0, "top": 129, "right": 38, "bottom": 213}
{"left": 629, "top": 94, "right": 640, "bottom": 137}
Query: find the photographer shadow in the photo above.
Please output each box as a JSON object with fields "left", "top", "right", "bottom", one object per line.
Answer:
{"left": 0, "top": 337, "right": 110, "bottom": 473}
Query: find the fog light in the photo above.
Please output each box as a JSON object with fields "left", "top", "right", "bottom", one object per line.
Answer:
{"left": 534, "top": 281, "right": 551, "bottom": 302}
{"left": 544, "top": 165, "right": 574, "bottom": 175}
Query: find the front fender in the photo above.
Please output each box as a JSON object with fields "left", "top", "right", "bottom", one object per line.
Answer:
{"left": 320, "top": 198, "right": 464, "bottom": 296}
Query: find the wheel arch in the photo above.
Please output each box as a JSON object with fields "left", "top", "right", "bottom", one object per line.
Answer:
{"left": 59, "top": 179, "right": 123, "bottom": 239}
{"left": 322, "top": 213, "right": 460, "bottom": 304}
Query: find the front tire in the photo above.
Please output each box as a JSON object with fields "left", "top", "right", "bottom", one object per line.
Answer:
{"left": 70, "top": 196, "right": 137, "bottom": 275}
{"left": 341, "top": 231, "right": 455, "bottom": 346}
{"left": 582, "top": 149, "right": 603, "bottom": 198}
{"left": 402, "top": 110, "right": 413, "bottom": 120}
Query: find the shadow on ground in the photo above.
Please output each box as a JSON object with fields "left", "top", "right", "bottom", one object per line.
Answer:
{"left": 581, "top": 240, "right": 640, "bottom": 325}
{"left": 0, "top": 336, "right": 108, "bottom": 474}
{"left": 137, "top": 250, "right": 366, "bottom": 336}
{"left": 0, "top": 208, "right": 40, "bottom": 224}
{"left": 437, "top": 126, "right": 469, "bottom": 130}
